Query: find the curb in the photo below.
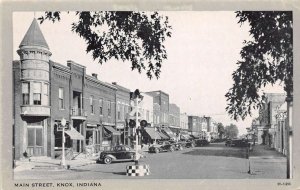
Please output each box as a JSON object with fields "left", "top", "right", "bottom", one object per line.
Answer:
{"left": 69, "top": 161, "right": 97, "bottom": 169}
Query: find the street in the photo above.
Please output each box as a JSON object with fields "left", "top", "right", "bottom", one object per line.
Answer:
{"left": 14, "top": 143, "right": 287, "bottom": 179}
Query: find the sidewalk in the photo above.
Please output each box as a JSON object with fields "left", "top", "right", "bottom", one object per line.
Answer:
{"left": 14, "top": 154, "right": 97, "bottom": 172}
{"left": 248, "top": 145, "right": 287, "bottom": 178}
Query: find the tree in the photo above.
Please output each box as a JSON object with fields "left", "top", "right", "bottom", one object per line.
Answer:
{"left": 217, "top": 122, "right": 225, "bottom": 139}
{"left": 224, "top": 124, "right": 239, "bottom": 139}
{"left": 38, "top": 11, "right": 172, "bottom": 79}
{"left": 225, "top": 11, "right": 293, "bottom": 120}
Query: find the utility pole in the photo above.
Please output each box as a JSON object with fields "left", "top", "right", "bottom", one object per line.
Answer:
{"left": 135, "top": 96, "right": 139, "bottom": 164}
{"left": 61, "top": 118, "right": 66, "bottom": 167}
{"left": 286, "top": 91, "right": 293, "bottom": 179}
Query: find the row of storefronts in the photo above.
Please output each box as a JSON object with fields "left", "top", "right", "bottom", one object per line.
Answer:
{"left": 13, "top": 18, "right": 221, "bottom": 161}
{"left": 251, "top": 93, "right": 292, "bottom": 156}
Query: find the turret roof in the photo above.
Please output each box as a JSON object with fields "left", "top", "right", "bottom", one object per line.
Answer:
{"left": 19, "top": 18, "right": 49, "bottom": 49}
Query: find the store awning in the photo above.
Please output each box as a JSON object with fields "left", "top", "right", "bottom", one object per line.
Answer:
{"left": 104, "top": 126, "right": 121, "bottom": 135}
{"left": 162, "top": 128, "right": 177, "bottom": 139}
{"left": 144, "top": 128, "right": 161, "bottom": 140}
{"left": 65, "top": 127, "right": 84, "bottom": 140}
{"left": 158, "top": 131, "right": 169, "bottom": 139}
{"left": 169, "top": 126, "right": 181, "bottom": 133}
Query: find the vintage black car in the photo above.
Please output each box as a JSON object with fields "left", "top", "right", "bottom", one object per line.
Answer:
{"left": 148, "top": 141, "right": 175, "bottom": 153}
{"left": 97, "top": 145, "right": 135, "bottom": 164}
{"left": 195, "top": 139, "right": 209, "bottom": 147}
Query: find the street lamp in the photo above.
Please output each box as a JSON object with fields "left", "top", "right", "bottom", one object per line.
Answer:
{"left": 61, "top": 118, "right": 66, "bottom": 167}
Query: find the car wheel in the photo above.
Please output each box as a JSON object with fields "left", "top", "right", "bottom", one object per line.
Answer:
{"left": 155, "top": 148, "right": 159, "bottom": 153}
{"left": 103, "top": 156, "right": 112, "bottom": 164}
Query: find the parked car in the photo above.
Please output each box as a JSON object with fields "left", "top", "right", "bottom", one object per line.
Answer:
{"left": 195, "top": 139, "right": 209, "bottom": 147}
{"left": 97, "top": 145, "right": 135, "bottom": 164}
{"left": 225, "top": 139, "right": 250, "bottom": 148}
{"left": 225, "top": 139, "right": 232, "bottom": 146}
{"left": 169, "top": 140, "right": 184, "bottom": 150}
{"left": 148, "top": 141, "right": 175, "bottom": 153}
{"left": 180, "top": 139, "right": 195, "bottom": 148}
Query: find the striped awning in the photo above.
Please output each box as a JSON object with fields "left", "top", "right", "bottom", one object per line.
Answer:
{"left": 65, "top": 127, "right": 84, "bottom": 140}
{"left": 158, "top": 131, "right": 169, "bottom": 139}
{"left": 144, "top": 128, "right": 161, "bottom": 140}
{"left": 104, "top": 126, "right": 121, "bottom": 135}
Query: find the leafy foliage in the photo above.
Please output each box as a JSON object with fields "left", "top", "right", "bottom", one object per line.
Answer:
{"left": 226, "top": 11, "right": 293, "bottom": 120}
{"left": 38, "top": 11, "right": 172, "bottom": 79}
{"left": 224, "top": 124, "right": 239, "bottom": 139}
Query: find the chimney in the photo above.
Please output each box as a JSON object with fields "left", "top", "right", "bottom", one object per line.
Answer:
{"left": 112, "top": 82, "right": 117, "bottom": 85}
{"left": 92, "top": 73, "right": 98, "bottom": 79}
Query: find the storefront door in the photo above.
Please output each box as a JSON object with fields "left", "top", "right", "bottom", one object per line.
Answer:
{"left": 27, "top": 126, "right": 43, "bottom": 156}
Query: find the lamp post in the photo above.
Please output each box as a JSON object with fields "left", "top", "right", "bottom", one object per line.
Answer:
{"left": 61, "top": 118, "right": 66, "bottom": 167}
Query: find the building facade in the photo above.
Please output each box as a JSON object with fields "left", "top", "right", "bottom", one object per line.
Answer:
{"left": 205, "top": 117, "right": 218, "bottom": 140}
{"left": 180, "top": 113, "right": 188, "bottom": 130}
{"left": 13, "top": 18, "right": 121, "bottom": 160}
{"left": 111, "top": 82, "right": 131, "bottom": 145}
{"left": 169, "top": 103, "right": 180, "bottom": 129}
{"left": 258, "top": 93, "right": 286, "bottom": 147}
{"left": 146, "top": 91, "right": 169, "bottom": 127}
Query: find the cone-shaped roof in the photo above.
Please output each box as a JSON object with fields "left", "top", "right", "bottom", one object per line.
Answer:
{"left": 19, "top": 18, "right": 49, "bottom": 49}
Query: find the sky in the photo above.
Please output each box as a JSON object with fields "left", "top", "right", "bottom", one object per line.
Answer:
{"left": 13, "top": 11, "right": 285, "bottom": 135}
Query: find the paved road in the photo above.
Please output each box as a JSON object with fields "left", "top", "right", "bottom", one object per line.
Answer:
{"left": 14, "top": 143, "right": 286, "bottom": 179}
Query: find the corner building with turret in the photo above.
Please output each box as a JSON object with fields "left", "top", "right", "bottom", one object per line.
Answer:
{"left": 13, "top": 18, "right": 125, "bottom": 160}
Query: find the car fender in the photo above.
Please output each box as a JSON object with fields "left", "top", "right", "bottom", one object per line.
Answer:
{"left": 104, "top": 154, "right": 117, "bottom": 161}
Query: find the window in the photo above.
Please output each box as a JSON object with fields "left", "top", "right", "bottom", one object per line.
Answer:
{"left": 59, "top": 88, "right": 64, "bottom": 109}
{"left": 22, "top": 82, "right": 29, "bottom": 105}
{"left": 99, "top": 99, "right": 103, "bottom": 115}
{"left": 90, "top": 96, "right": 94, "bottom": 114}
{"left": 108, "top": 101, "right": 111, "bottom": 116}
{"left": 117, "top": 104, "right": 121, "bottom": 120}
{"left": 44, "top": 83, "right": 49, "bottom": 105}
{"left": 33, "top": 82, "right": 41, "bottom": 105}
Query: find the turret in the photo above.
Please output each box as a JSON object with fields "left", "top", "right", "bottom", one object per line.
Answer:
{"left": 17, "top": 18, "right": 52, "bottom": 116}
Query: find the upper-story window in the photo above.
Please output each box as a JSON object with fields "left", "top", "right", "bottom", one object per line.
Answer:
{"left": 44, "top": 83, "right": 49, "bottom": 106}
{"left": 33, "top": 82, "right": 41, "bottom": 105}
{"left": 22, "top": 82, "right": 29, "bottom": 105}
{"left": 108, "top": 101, "right": 111, "bottom": 117}
{"left": 59, "top": 87, "right": 64, "bottom": 109}
{"left": 22, "top": 82, "right": 30, "bottom": 105}
{"left": 90, "top": 96, "right": 94, "bottom": 114}
{"left": 99, "top": 99, "right": 103, "bottom": 115}
{"left": 117, "top": 104, "right": 121, "bottom": 120}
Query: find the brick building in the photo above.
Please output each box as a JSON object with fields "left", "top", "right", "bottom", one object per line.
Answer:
{"left": 111, "top": 82, "right": 131, "bottom": 145}
{"left": 180, "top": 113, "right": 188, "bottom": 131}
{"left": 13, "top": 18, "right": 121, "bottom": 160}
{"left": 258, "top": 93, "right": 286, "bottom": 147}
{"left": 188, "top": 116, "right": 207, "bottom": 138}
{"left": 146, "top": 90, "right": 169, "bottom": 127}
{"left": 169, "top": 103, "right": 180, "bottom": 132}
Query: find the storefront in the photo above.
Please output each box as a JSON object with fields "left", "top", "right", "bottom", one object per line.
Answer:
{"left": 142, "top": 127, "right": 162, "bottom": 144}
{"left": 103, "top": 124, "right": 121, "bottom": 149}
{"left": 26, "top": 118, "right": 48, "bottom": 157}
{"left": 161, "top": 127, "right": 177, "bottom": 140}
{"left": 85, "top": 123, "right": 102, "bottom": 153}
